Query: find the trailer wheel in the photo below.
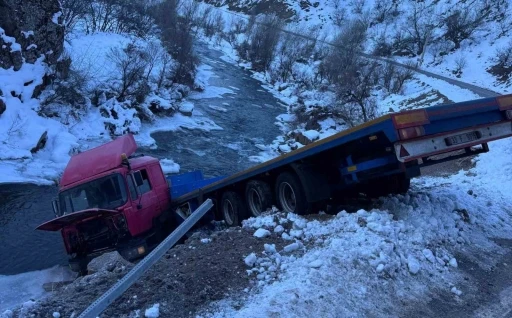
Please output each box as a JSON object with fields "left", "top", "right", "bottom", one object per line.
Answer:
{"left": 275, "top": 172, "right": 309, "bottom": 215}
{"left": 221, "top": 191, "right": 246, "bottom": 227}
{"left": 245, "top": 180, "right": 273, "bottom": 217}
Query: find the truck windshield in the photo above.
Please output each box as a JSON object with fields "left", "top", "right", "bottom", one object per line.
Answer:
{"left": 58, "top": 174, "right": 127, "bottom": 215}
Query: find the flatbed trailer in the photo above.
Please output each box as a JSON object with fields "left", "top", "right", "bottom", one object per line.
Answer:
{"left": 37, "top": 94, "right": 512, "bottom": 272}
{"left": 169, "top": 94, "right": 512, "bottom": 223}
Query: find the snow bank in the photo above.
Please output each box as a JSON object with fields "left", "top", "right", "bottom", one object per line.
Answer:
{"left": 0, "top": 266, "right": 75, "bottom": 314}
{"left": 206, "top": 140, "right": 512, "bottom": 317}
{"left": 0, "top": 57, "right": 79, "bottom": 185}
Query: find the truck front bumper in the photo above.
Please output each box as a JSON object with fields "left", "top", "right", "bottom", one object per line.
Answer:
{"left": 395, "top": 121, "right": 512, "bottom": 163}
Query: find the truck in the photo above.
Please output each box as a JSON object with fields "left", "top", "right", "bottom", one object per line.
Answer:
{"left": 37, "top": 94, "right": 512, "bottom": 273}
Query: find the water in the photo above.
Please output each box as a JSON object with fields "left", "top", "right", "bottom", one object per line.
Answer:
{"left": 0, "top": 44, "right": 285, "bottom": 275}
{"left": 144, "top": 45, "right": 284, "bottom": 177}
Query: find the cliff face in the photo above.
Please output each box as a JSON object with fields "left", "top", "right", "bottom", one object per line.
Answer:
{"left": 0, "top": 0, "right": 64, "bottom": 71}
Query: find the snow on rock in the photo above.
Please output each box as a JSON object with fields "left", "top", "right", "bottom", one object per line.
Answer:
{"left": 208, "top": 105, "right": 228, "bottom": 112}
{"left": 274, "top": 225, "right": 284, "bottom": 233}
{"left": 160, "top": 158, "right": 180, "bottom": 174}
{"left": 243, "top": 215, "right": 278, "bottom": 229}
{"left": 283, "top": 243, "right": 300, "bottom": 253}
{"left": 244, "top": 253, "right": 257, "bottom": 267}
{"left": 308, "top": 260, "right": 323, "bottom": 268}
{"left": 302, "top": 130, "right": 320, "bottom": 142}
{"left": 178, "top": 102, "right": 194, "bottom": 116}
{"left": 264, "top": 244, "right": 277, "bottom": 254}
{"left": 253, "top": 229, "right": 271, "bottom": 238}
{"left": 52, "top": 312, "right": 60, "bottom": 318}
{"left": 407, "top": 256, "right": 421, "bottom": 275}
{"left": 144, "top": 304, "right": 160, "bottom": 318}
{"left": 201, "top": 238, "right": 212, "bottom": 244}
{"left": 449, "top": 258, "right": 458, "bottom": 268}
{"left": 451, "top": 287, "right": 462, "bottom": 296}
{"left": 422, "top": 249, "right": 436, "bottom": 263}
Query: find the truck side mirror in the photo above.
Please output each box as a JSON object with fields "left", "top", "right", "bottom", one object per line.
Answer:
{"left": 133, "top": 171, "right": 144, "bottom": 187}
{"left": 52, "top": 199, "right": 60, "bottom": 217}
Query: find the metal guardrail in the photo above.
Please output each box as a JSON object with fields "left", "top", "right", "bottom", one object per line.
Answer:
{"left": 78, "top": 199, "right": 214, "bottom": 318}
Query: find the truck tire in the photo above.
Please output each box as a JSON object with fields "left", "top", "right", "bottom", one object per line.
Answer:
{"left": 275, "top": 172, "right": 309, "bottom": 215}
{"left": 221, "top": 191, "right": 246, "bottom": 227}
{"left": 69, "top": 256, "right": 88, "bottom": 276}
{"left": 245, "top": 180, "right": 273, "bottom": 217}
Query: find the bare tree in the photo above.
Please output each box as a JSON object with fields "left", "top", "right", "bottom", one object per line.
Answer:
{"left": 319, "top": 19, "right": 367, "bottom": 82}
{"left": 488, "top": 42, "right": 512, "bottom": 82}
{"left": 60, "top": 0, "right": 88, "bottom": 32}
{"left": 443, "top": 3, "right": 492, "bottom": 49}
{"left": 246, "top": 14, "right": 284, "bottom": 72}
{"left": 335, "top": 61, "right": 380, "bottom": 123}
{"left": 391, "top": 62, "right": 415, "bottom": 94}
{"left": 402, "top": 3, "right": 437, "bottom": 56}
{"left": 107, "top": 43, "right": 149, "bottom": 101}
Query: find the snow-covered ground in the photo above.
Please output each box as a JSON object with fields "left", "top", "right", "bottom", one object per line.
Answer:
{"left": 199, "top": 134, "right": 512, "bottom": 317}
{"left": 0, "top": 266, "right": 75, "bottom": 315}
{"left": 0, "top": 32, "right": 226, "bottom": 185}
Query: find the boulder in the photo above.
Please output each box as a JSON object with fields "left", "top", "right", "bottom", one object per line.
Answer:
{"left": 30, "top": 130, "right": 48, "bottom": 154}
{"left": 87, "top": 251, "right": 133, "bottom": 274}
{"left": 0, "top": 0, "right": 64, "bottom": 70}
{"left": 178, "top": 102, "right": 194, "bottom": 116}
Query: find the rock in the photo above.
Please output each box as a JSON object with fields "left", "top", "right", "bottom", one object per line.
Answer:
{"left": 451, "top": 286, "right": 462, "bottom": 296}
{"left": 52, "top": 312, "right": 61, "bottom": 318}
{"left": 283, "top": 242, "right": 300, "bottom": 253}
{"left": 295, "top": 131, "right": 319, "bottom": 145}
{"left": 87, "top": 251, "right": 132, "bottom": 275}
{"left": 407, "top": 255, "right": 421, "bottom": 274}
{"left": 0, "top": 98, "right": 5, "bottom": 116}
{"left": 422, "top": 249, "right": 436, "bottom": 263}
{"left": 0, "top": 0, "right": 64, "bottom": 70}
{"left": 274, "top": 225, "right": 284, "bottom": 233}
{"left": 178, "top": 102, "right": 194, "bottom": 116}
{"left": 264, "top": 243, "right": 277, "bottom": 254}
{"left": 30, "top": 131, "right": 48, "bottom": 154}
{"left": 253, "top": 228, "right": 271, "bottom": 238}
{"left": 308, "top": 260, "right": 323, "bottom": 268}
{"left": 449, "top": 258, "right": 458, "bottom": 268}
{"left": 244, "top": 253, "right": 257, "bottom": 267}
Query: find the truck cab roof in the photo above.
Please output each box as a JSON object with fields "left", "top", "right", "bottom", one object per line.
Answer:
{"left": 60, "top": 134, "right": 137, "bottom": 188}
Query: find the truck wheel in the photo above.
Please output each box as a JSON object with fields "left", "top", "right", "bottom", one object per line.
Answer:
{"left": 245, "top": 180, "right": 273, "bottom": 217}
{"left": 221, "top": 191, "right": 246, "bottom": 227}
{"left": 275, "top": 172, "right": 309, "bottom": 215}
{"left": 69, "top": 256, "right": 88, "bottom": 276}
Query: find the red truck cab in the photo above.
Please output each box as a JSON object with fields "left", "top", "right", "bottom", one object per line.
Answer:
{"left": 37, "top": 134, "right": 172, "bottom": 272}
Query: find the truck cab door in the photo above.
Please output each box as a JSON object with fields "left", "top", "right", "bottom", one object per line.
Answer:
{"left": 125, "top": 169, "right": 160, "bottom": 236}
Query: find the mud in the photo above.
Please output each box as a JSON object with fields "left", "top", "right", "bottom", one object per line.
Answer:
{"left": 12, "top": 228, "right": 287, "bottom": 318}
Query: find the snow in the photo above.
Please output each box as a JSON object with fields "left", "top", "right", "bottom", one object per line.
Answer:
{"left": 179, "top": 101, "right": 194, "bottom": 114}
{"left": 144, "top": 303, "right": 160, "bottom": 318}
{"left": 159, "top": 158, "right": 180, "bottom": 174}
{"left": 21, "top": 31, "right": 34, "bottom": 39}
{"left": 52, "top": 312, "right": 61, "bottom": 318}
{"left": 253, "top": 229, "right": 271, "bottom": 238}
{"left": 52, "top": 11, "right": 62, "bottom": 25}
{"left": 0, "top": 27, "right": 21, "bottom": 52}
{"left": 0, "top": 266, "right": 75, "bottom": 313}
{"left": 190, "top": 64, "right": 235, "bottom": 99}
{"left": 205, "top": 132, "right": 512, "bottom": 316}
{"left": 201, "top": 238, "right": 212, "bottom": 244}
{"left": 302, "top": 130, "right": 320, "bottom": 141}
{"left": 208, "top": 105, "right": 228, "bottom": 112}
